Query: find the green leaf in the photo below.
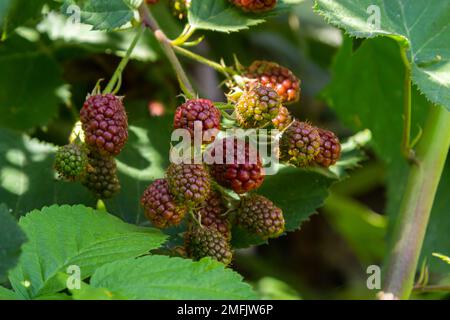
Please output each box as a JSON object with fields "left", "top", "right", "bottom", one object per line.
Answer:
{"left": 0, "top": 35, "right": 67, "bottom": 130}
{"left": 0, "top": 204, "right": 27, "bottom": 283}
{"left": 61, "top": 0, "right": 135, "bottom": 31}
{"left": 90, "top": 256, "right": 257, "bottom": 299}
{"left": 188, "top": 0, "right": 304, "bottom": 33}
{"left": 322, "top": 36, "right": 450, "bottom": 274}
{"left": 232, "top": 166, "right": 335, "bottom": 248}
{"left": 315, "top": 0, "right": 450, "bottom": 111}
{"left": 0, "top": 0, "right": 49, "bottom": 38}
{"left": 432, "top": 253, "right": 450, "bottom": 265}
{"left": 0, "top": 285, "right": 18, "bottom": 300}
{"left": 8, "top": 204, "right": 167, "bottom": 299}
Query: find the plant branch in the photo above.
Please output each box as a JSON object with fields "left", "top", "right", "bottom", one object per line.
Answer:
{"left": 382, "top": 105, "right": 450, "bottom": 299}
{"left": 413, "top": 284, "right": 450, "bottom": 293}
{"left": 138, "top": 4, "right": 195, "bottom": 97}
{"left": 104, "top": 25, "right": 144, "bottom": 94}
{"left": 172, "top": 45, "right": 237, "bottom": 77}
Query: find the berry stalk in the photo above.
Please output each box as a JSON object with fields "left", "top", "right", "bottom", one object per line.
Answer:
{"left": 172, "top": 45, "right": 237, "bottom": 77}
{"left": 104, "top": 25, "right": 145, "bottom": 94}
{"left": 138, "top": 3, "right": 195, "bottom": 97}
{"left": 383, "top": 105, "right": 450, "bottom": 299}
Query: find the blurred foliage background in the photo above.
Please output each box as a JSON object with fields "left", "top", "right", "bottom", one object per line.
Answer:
{"left": 0, "top": 0, "right": 449, "bottom": 300}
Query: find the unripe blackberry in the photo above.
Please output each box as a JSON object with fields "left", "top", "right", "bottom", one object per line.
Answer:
{"left": 230, "top": 0, "right": 277, "bottom": 12}
{"left": 245, "top": 60, "right": 300, "bottom": 103}
{"left": 237, "top": 194, "right": 285, "bottom": 239}
{"left": 166, "top": 163, "right": 211, "bottom": 207}
{"left": 185, "top": 226, "right": 233, "bottom": 265}
{"left": 141, "top": 179, "right": 187, "bottom": 228}
{"left": 235, "top": 84, "right": 281, "bottom": 129}
{"left": 315, "top": 128, "right": 341, "bottom": 167}
{"left": 80, "top": 94, "right": 128, "bottom": 156}
{"left": 208, "top": 138, "right": 264, "bottom": 194}
{"left": 280, "top": 121, "right": 321, "bottom": 167}
{"left": 54, "top": 143, "right": 88, "bottom": 181}
{"left": 195, "top": 191, "right": 230, "bottom": 238}
{"left": 271, "top": 106, "right": 292, "bottom": 131}
{"left": 82, "top": 151, "right": 120, "bottom": 199}
{"left": 174, "top": 99, "right": 221, "bottom": 144}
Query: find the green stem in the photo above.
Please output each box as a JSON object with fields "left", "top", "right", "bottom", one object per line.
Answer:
{"left": 400, "top": 46, "right": 413, "bottom": 161}
{"left": 103, "top": 25, "right": 144, "bottom": 94}
{"left": 173, "top": 45, "right": 237, "bottom": 77}
{"left": 383, "top": 105, "right": 450, "bottom": 299}
{"left": 138, "top": 4, "right": 195, "bottom": 97}
{"left": 413, "top": 285, "right": 450, "bottom": 293}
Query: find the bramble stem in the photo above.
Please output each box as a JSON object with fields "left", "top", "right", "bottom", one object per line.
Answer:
{"left": 173, "top": 45, "right": 237, "bottom": 77}
{"left": 138, "top": 4, "right": 195, "bottom": 97}
{"left": 383, "top": 105, "right": 450, "bottom": 299}
{"left": 104, "top": 25, "right": 144, "bottom": 94}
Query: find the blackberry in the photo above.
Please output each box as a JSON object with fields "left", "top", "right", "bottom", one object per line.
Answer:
{"left": 315, "top": 128, "right": 341, "bottom": 167}
{"left": 208, "top": 138, "right": 264, "bottom": 194}
{"left": 173, "top": 99, "right": 221, "bottom": 144}
{"left": 54, "top": 143, "right": 88, "bottom": 181}
{"left": 235, "top": 84, "right": 281, "bottom": 129}
{"left": 141, "top": 179, "right": 187, "bottom": 228}
{"left": 166, "top": 163, "right": 211, "bottom": 207}
{"left": 245, "top": 60, "right": 300, "bottom": 103}
{"left": 280, "top": 121, "right": 321, "bottom": 167}
{"left": 185, "top": 226, "right": 233, "bottom": 265}
{"left": 230, "top": 0, "right": 277, "bottom": 12}
{"left": 237, "top": 194, "right": 285, "bottom": 239}
{"left": 80, "top": 94, "right": 128, "bottom": 156}
{"left": 82, "top": 151, "right": 120, "bottom": 199}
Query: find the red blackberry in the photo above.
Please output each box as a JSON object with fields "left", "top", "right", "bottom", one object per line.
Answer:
{"left": 174, "top": 99, "right": 221, "bottom": 144}
{"left": 208, "top": 138, "right": 264, "bottom": 194}
{"left": 315, "top": 128, "right": 341, "bottom": 167}
{"left": 166, "top": 163, "right": 211, "bottom": 207}
{"left": 279, "top": 121, "right": 321, "bottom": 167}
{"left": 80, "top": 94, "right": 128, "bottom": 156}
{"left": 237, "top": 194, "right": 285, "bottom": 239}
{"left": 245, "top": 60, "right": 300, "bottom": 103}
{"left": 141, "top": 179, "right": 187, "bottom": 228}
{"left": 195, "top": 191, "right": 230, "bottom": 238}
{"left": 230, "top": 0, "right": 277, "bottom": 12}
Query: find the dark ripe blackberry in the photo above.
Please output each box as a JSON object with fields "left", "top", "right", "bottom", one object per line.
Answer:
{"left": 82, "top": 151, "right": 120, "bottom": 199}
{"left": 315, "top": 128, "right": 341, "bottom": 167}
{"left": 279, "top": 120, "right": 321, "bottom": 167}
{"left": 245, "top": 60, "right": 300, "bottom": 103}
{"left": 141, "top": 179, "right": 187, "bottom": 228}
{"left": 173, "top": 99, "right": 221, "bottom": 144}
{"left": 185, "top": 226, "right": 233, "bottom": 265}
{"left": 237, "top": 194, "right": 285, "bottom": 239}
{"left": 166, "top": 163, "right": 211, "bottom": 207}
{"left": 208, "top": 138, "right": 264, "bottom": 194}
{"left": 80, "top": 94, "right": 128, "bottom": 156}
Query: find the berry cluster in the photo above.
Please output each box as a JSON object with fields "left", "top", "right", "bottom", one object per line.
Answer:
{"left": 54, "top": 92, "right": 128, "bottom": 199}
{"left": 140, "top": 60, "right": 341, "bottom": 266}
